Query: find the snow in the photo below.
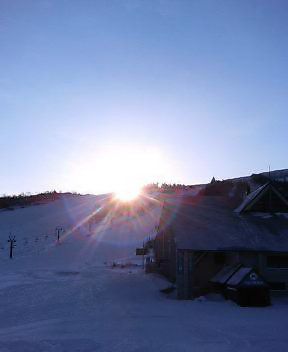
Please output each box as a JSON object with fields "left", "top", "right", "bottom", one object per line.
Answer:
{"left": 0, "top": 195, "right": 288, "bottom": 351}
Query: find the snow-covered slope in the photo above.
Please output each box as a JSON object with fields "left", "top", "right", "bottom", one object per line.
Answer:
{"left": 0, "top": 195, "right": 287, "bottom": 351}
{"left": 0, "top": 194, "right": 161, "bottom": 267}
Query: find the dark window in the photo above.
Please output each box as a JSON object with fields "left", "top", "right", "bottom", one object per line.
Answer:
{"left": 267, "top": 255, "right": 288, "bottom": 268}
{"left": 269, "top": 282, "right": 286, "bottom": 290}
{"left": 214, "top": 252, "right": 225, "bottom": 265}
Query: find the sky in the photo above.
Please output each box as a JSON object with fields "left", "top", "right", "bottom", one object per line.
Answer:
{"left": 0, "top": 0, "right": 288, "bottom": 195}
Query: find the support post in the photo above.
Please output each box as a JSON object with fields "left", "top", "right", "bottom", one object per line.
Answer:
{"left": 55, "top": 226, "right": 64, "bottom": 244}
{"left": 7, "top": 235, "right": 16, "bottom": 259}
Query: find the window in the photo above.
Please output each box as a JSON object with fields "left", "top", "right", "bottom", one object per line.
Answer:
{"left": 267, "top": 255, "right": 288, "bottom": 268}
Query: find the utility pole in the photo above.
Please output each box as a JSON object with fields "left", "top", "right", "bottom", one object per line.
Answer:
{"left": 8, "top": 234, "right": 16, "bottom": 259}
{"left": 268, "top": 165, "right": 272, "bottom": 212}
{"left": 55, "top": 226, "right": 64, "bottom": 244}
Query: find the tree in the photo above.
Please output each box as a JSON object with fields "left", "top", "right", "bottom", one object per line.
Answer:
{"left": 210, "top": 176, "right": 216, "bottom": 184}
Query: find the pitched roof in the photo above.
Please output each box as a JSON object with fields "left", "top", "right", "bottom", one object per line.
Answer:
{"left": 235, "top": 182, "right": 288, "bottom": 213}
{"left": 160, "top": 193, "right": 288, "bottom": 252}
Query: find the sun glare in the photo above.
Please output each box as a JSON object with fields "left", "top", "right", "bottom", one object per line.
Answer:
{"left": 115, "top": 186, "right": 141, "bottom": 202}
{"left": 66, "top": 145, "right": 171, "bottom": 195}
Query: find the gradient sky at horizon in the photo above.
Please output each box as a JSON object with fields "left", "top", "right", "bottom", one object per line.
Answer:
{"left": 1, "top": 0, "right": 288, "bottom": 195}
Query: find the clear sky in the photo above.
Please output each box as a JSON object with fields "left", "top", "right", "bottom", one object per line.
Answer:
{"left": 1, "top": 0, "right": 288, "bottom": 195}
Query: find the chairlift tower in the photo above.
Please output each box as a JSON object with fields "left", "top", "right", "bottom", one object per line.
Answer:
{"left": 8, "top": 234, "right": 16, "bottom": 259}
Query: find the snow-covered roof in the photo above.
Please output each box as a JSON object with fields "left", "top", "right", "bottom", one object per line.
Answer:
{"left": 210, "top": 264, "right": 241, "bottom": 284}
{"left": 226, "top": 267, "right": 252, "bottom": 286}
{"left": 159, "top": 194, "right": 288, "bottom": 252}
{"left": 235, "top": 183, "right": 267, "bottom": 213}
{"left": 226, "top": 267, "right": 267, "bottom": 287}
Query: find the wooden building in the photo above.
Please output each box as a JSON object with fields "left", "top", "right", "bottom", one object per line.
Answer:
{"left": 154, "top": 182, "right": 288, "bottom": 301}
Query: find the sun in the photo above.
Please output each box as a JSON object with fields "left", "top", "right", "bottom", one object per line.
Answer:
{"left": 66, "top": 144, "right": 170, "bottom": 195}
{"left": 115, "top": 186, "right": 141, "bottom": 201}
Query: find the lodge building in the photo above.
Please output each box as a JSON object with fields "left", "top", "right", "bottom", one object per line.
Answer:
{"left": 154, "top": 182, "right": 288, "bottom": 304}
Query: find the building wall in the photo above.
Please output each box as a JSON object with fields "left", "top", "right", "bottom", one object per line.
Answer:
{"left": 176, "top": 250, "right": 194, "bottom": 299}
{"left": 176, "top": 251, "right": 288, "bottom": 299}
{"left": 154, "top": 228, "right": 177, "bottom": 282}
{"left": 176, "top": 251, "right": 237, "bottom": 299}
{"left": 259, "top": 253, "right": 288, "bottom": 290}
{"left": 155, "top": 235, "right": 288, "bottom": 297}
{"left": 238, "top": 252, "right": 259, "bottom": 267}
{"left": 155, "top": 208, "right": 288, "bottom": 296}
{"left": 193, "top": 252, "right": 224, "bottom": 296}
{"left": 239, "top": 252, "right": 288, "bottom": 290}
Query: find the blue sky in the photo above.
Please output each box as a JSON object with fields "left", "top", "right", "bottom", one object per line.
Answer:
{"left": 0, "top": 0, "right": 288, "bottom": 194}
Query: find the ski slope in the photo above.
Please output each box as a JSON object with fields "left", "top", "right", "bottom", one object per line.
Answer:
{"left": 0, "top": 195, "right": 288, "bottom": 352}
